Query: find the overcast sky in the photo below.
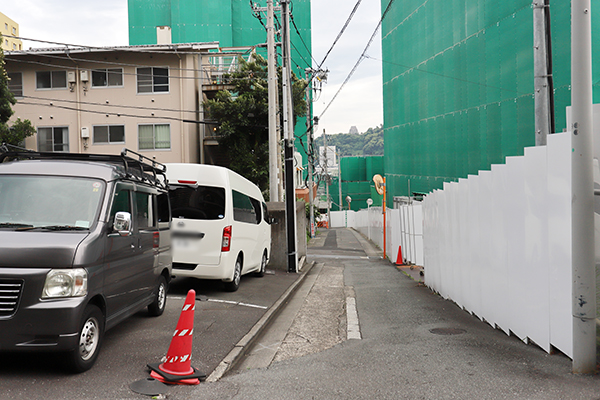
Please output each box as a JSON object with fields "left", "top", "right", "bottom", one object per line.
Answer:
{"left": 7, "top": 0, "right": 383, "bottom": 136}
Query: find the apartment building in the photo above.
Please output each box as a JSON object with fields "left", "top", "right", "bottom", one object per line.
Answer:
{"left": 0, "top": 12, "right": 22, "bottom": 51}
{"left": 3, "top": 42, "right": 242, "bottom": 164}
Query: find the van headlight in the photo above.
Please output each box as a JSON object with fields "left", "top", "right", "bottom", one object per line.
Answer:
{"left": 42, "top": 269, "right": 88, "bottom": 299}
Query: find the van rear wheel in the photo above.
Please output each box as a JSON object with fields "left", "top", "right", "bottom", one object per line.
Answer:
{"left": 148, "top": 275, "right": 167, "bottom": 316}
{"left": 224, "top": 257, "right": 242, "bottom": 292}
{"left": 254, "top": 251, "right": 267, "bottom": 277}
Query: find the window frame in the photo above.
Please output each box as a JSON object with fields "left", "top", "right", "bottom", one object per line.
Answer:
{"left": 136, "top": 66, "right": 169, "bottom": 94}
{"left": 92, "top": 124, "right": 126, "bottom": 145}
{"left": 7, "top": 72, "right": 23, "bottom": 98}
{"left": 91, "top": 68, "right": 124, "bottom": 88}
{"left": 37, "top": 126, "right": 70, "bottom": 153}
{"left": 137, "top": 123, "right": 171, "bottom": 151}
{"left": 35, "top": 70, "right": 68, "bottom": 90}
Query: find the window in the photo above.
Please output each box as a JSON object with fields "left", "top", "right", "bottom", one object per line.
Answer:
{"left": 135, "top": 192, "right": 155, "bottom": 229}
{"left": 12, "top": 27, "right": 16, "bottom": 35}
{"left": 4, "top": 23, "right": 7, "bottom": 31}
{"left": 137, "top": 67, "right": 169, "bottom": 93}
{"left": 92, "top": 68, "right": 123, "bottom": 87}
{"left": 93, "top": 125, "right": 125, "bottom": 144}
{"left": 138, "top": 124, "right": 170, "bottom": 150}
{"left": 38, "top": 127, "right": 69, "bottom": 152}
{"left": 262, "top": 202, "right": 270, "bottom": 223}
{"left": 232, "top": 190, "right": 260, "bottom": 224}
{"left": 169, "top": 185, "right": 225, "bottom": 220}
{"left": 12, "top": 43, "right": 16, "bottom": 50}
{"left": 36, "top": 71, "right": 67, "bottom": 89}
{"left": 7, "top": 72, "right": 22, "bottom": 97}
{"left": 109, "top": 188, "right": 131, "bottom": 228}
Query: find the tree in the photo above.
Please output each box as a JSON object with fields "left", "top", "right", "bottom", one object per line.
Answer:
{"left": 0, "top": 36, "right": 35, "bottom": 146}
{"left": 204, "top": 54, "right": 307, "bottom": 194}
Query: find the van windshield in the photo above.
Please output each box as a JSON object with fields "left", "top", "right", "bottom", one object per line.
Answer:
{"left": 0, "top": 175, "right": 105, "bottom": 230}
{"left": 169, "top": 185, "right": 225, "bottom": 220}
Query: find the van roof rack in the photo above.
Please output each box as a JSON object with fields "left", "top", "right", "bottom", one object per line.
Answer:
{"left": 0, "top": 144, "right": 167, "bottom": 190}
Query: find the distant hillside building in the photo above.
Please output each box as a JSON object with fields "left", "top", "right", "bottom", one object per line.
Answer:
{"left": 349, "top": 126, "right": 359, "bottom": 135}
{"left": 0, "top": 12, "right": 22, "bottom": 51}
{"left": 381, "top": 1, "right": 598, "bottom": 198}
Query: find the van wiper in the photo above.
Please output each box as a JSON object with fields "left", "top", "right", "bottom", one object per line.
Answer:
{"left": 0, "top": 222, "right": 34, "bottom": 229}
{"left": 36, "top": 225, "right": 89, "bottom": 231}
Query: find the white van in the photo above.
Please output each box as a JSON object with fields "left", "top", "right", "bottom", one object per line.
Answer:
{"left": 166, "top": 164, "right": 271, "bottom": 291}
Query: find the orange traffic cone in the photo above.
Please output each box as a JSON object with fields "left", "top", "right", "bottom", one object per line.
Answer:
{"left": 148, "top": 289, "right": 205, "bottom": 385}
{"left": 395, "top": 246, "right": 404, "bottom": 265}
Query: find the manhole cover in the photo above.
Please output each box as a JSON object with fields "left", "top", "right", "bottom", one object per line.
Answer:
{"left": 429, "top": 328, "right": 466, "bottom": 335}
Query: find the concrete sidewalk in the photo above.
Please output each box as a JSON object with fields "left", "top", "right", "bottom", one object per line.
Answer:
{"left": 180, "top": 227, "right": 599, "bottom": 400}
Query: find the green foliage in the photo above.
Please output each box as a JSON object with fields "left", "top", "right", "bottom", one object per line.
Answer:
{"left": 314, "top": 125, "right": 383, "bottom": 157}
{"left": 204, "top": 54, "right": 307, "bottom": 194}
{"left": 0, "top": 118, "right": 36, "bottom": 146}
{"left": 0, "top": 36, "right": 35, "bottom": 147}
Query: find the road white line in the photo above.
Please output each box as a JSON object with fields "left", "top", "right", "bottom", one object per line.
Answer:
{"left": 208, "top": 299, "right": 268, "bottom": 309}
{"left": 346, "top": 296, "right": 361, "bottom": 340}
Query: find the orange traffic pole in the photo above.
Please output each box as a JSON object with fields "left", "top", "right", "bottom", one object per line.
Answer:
{"left": 383, "top": 177, "right": 387, "bottom": 260}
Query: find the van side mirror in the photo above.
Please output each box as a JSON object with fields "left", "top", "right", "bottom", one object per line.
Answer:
{"left": 268, "top": 216, "right": 277, "bottom": 225}
{"left": 114, "top": 211, "right": 132, "bottom": 236}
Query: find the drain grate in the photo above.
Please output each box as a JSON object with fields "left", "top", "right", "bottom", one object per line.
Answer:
{"left": 429, "top": 328, "right": 466, "bottom": 335}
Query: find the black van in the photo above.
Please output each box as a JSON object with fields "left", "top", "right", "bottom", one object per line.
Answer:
{"left": 0, "top": 147, "right": 172, "bottom": 372}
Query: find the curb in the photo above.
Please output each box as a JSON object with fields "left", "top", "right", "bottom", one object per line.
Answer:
{"left": 206, "top": 259, "right": 316, "bottom": 382}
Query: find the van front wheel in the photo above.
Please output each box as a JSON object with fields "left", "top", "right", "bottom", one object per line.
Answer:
{"left": 66, "top": 304, "right": 104, "bottom": 373}
{"left": 224, "top": 257, "right": 242, "bottom": 292}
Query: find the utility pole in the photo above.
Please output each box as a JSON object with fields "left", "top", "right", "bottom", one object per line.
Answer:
{"left": 324, "top": 129, "right": 331, "bottom": 226}
{"left": 533, "top": 0, "right": 553, "bottom": 145}
{"left": 338, "top": 151, "right": 342, "bottom": 211}
{"left": 281, "top": 0, "right": 297, "bottom": 273}
{"left": 305, "top": 69, "right": 315, "bottom": 238}
{"left": 267, "top": 0, "right": 278, "bottom": 201}
{"left": 571, "top": 0, "right": 596, "bottom": 374}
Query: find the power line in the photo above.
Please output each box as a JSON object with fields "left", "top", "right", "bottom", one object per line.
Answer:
{"left": 289, "top": 11, "right": 318, "bottom": 67}
{"left": 20, "top": 95, "right": 205, "bottom": 115}
{"left": 318, "top": 0, "right": 396, "bottom": 119}
{"left": 5, "top": 53, "right": 267, "bottom": 83}
{"left": 16, "top": 100, "right": 214, "bottom": 125}
{"left": 317, "top": 0, "right": 363, "bottom": 68}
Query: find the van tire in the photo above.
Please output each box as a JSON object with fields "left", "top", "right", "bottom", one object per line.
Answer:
{"left": 148, "top": 275, "right": 168, "bottom": 316}
{"left": 224, "top": 257, "right": 242, "bottom": 292}
{"left": 67, "top": 304, "right": 104, "bottom": 373}
{"left": 254, "top": 251, "right": 267, "bottom": 277}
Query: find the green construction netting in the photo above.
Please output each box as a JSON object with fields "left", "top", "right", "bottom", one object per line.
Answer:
{"left": 381, "top": 0, "right": 600, "bottom": 199}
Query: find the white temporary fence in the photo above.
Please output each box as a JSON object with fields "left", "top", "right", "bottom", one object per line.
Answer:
{"left": 422, "top": 132, "right": 573, "bottom": 358}
{"left": 329, "top": 202, "right": 424, "bottom": 266}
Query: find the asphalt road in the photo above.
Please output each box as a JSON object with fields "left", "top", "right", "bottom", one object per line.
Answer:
{"left": 0, "top": 269, "right": 298, "bottom": 400}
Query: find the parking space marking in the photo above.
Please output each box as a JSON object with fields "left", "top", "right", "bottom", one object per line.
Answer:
{"left": 208, "top": 299, "right": 268, "bottom": 309}
{"left": 167, "top": 296, "right": 268, "bottom": 309}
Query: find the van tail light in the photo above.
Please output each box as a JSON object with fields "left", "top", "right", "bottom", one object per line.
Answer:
{"left": 221, "top": 225, "right": 232, "bottom": 252}
{"left": 153, "top": 231, "right": 160, "bottom": 249}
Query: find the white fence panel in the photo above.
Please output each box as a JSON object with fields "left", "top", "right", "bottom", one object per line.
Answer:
{"left": 546, "top": 132, "right": 573, "bottom": 357}
{"left": 423, "top": 132, "right": 573, "bottom": 357}
{"left": 505, "top": 155, "right": 528, "bottom": 341}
